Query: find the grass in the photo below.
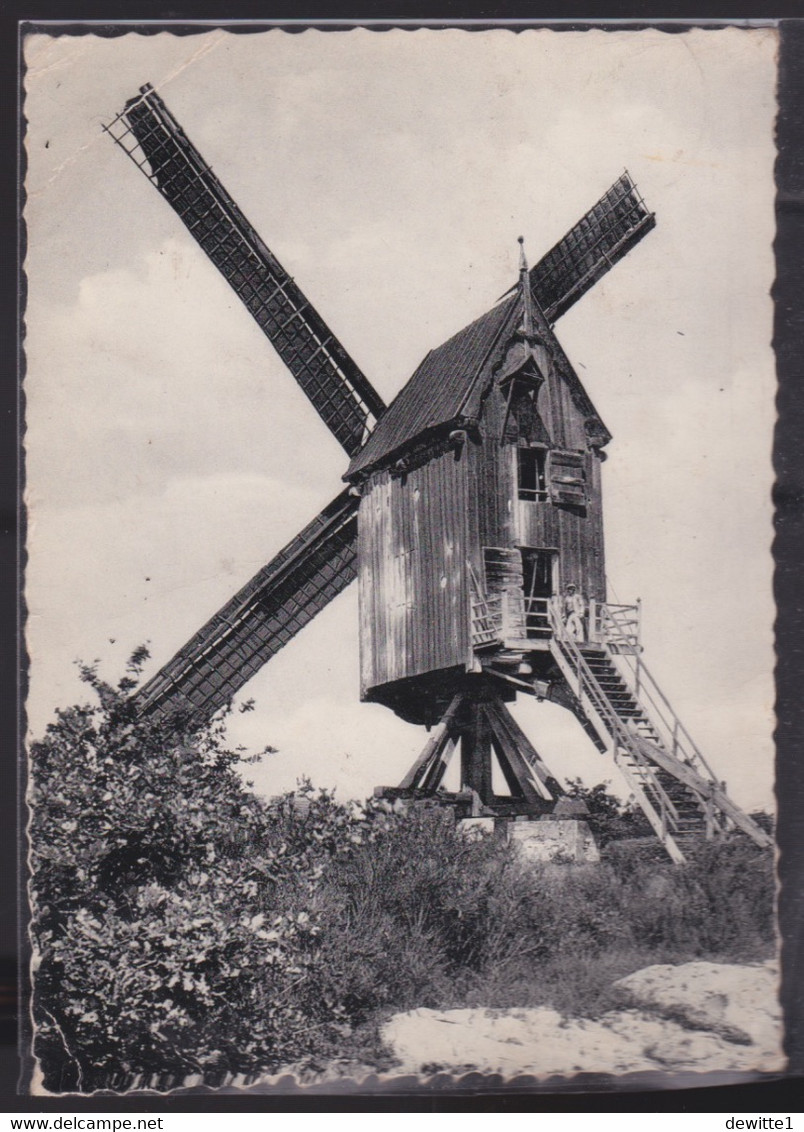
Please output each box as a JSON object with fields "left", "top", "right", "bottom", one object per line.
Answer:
{"left": 30, "top": 662, "right": 777, "bottom": 1090}
{"left": 303, "top": 806, "right": 776, "bottom": 1070}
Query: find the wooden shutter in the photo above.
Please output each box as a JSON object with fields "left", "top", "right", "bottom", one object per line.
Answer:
{"left": 547, "top": 449, "right": 588, "bottom": 507}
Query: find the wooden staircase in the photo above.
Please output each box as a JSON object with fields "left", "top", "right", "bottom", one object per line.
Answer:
{"left": 579, "top": 647, "right": 707, "bottom": 849}
{"left": 547, "top": 610, "right": 773, "bottom": 862}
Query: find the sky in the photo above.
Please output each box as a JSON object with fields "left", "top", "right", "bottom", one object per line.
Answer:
{"left": 23, "top": 26, "right": 778, "bottom": 811}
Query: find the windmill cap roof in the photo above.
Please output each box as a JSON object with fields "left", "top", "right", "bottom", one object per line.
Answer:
{"left": 345, "top": 285, "right": 609, "bottom": 482}
{"left": 345, "top": 295, "right": 519, "bottom": 479}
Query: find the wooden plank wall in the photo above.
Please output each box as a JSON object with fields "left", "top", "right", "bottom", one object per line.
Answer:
{"left": 540, "top": 356, "right": 587, "bottom": 451}
{"left": 537, "top": 360, "right": 607, "bottom": 599}
{"left": 358, "top": 449, "right": 472, "bottom": 697}
{"left": 516, "top": 451, "right": 606, "bottom": 601}
{"left": 476, "top": 365, "right": 607, "bottom": 604}
{"left": 475, "top": 391, "right": 517, "bottom": 550}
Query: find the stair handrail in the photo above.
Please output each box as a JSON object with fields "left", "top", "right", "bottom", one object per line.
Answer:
{"left": 547, "top": 599, "right": 634, "bottom": 751}
{"left": 547, "top": 600, "right": 685, "bottom": 832}
{"left": 592, "top": 593, "right": 719, "bottom": 786}
{"left": 628, "top": 730, "right": 774, "bottom": 849}
{"left": 547, "top": 619, "right": 686, "bottom": 862}
{"left": 550, "top": 600, "right": 772, "bottom": 855}
{"left": 606, "top": 638, "right": 721, "bottom": 787}
{"left": 593, "top": 600, "right": 641, "bottom": 650}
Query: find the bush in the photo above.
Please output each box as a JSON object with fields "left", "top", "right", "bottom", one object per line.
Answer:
{"left": 29, "top": 656, "right": 777, "bottom": 1089}
{"left": 565, "top": 778, "right": 653, "bottom": 845}
{"left": 312, "top": 806, "right": 532, "bottom": 1017}
{"left": 29, "top": 653, "right": 362, "bottom": 1091}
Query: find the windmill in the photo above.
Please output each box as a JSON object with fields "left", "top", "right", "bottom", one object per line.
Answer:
{"left": 104, "top": 84, "right": 771, "bottom": 863}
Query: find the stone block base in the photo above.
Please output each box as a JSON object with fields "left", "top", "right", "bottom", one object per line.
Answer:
{"left": 508, "top": 818, "right": 600, "bottom": 863}
{"left": 456, "top": 817, "right": 496, "bottom": 840}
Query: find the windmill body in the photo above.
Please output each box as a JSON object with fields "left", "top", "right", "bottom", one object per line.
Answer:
{"left": 104, "top": 84, "right": 772, "bottom": 862}
{"left": 345, "top": 267, "right": 609, "bottom": 728}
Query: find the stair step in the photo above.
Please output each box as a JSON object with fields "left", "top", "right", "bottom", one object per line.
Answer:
{"left": 569, "top": 642, "right": 726, "bottom": 851}
{"left": 560, "top": 641, "right": 753, "bottom": 856}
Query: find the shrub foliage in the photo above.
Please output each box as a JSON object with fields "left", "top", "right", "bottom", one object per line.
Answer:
{"left": 29, "top": 654, "right": 776, "bottom": 1091}
{"left": 29, "top": 653, "right": 363, "bottom": 1090}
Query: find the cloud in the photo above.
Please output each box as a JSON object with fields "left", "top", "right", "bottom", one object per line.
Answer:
{"left": 25, "top": 236, "right": 350, "bottom": 510}
{"left": 23, "top": 27, "right": 777, "bottom": 815}
{"left": 25, "top": 470, "right": 328, "bottom": 735}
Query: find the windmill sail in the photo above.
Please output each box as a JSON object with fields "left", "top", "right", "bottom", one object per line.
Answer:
{"left": 530, "top": 172, "right": 655, "bottom": 322}
{"left": 134, "top": 490, "right": 358, "bottom": 722}
{"left": 107, "top": 91, "right": 656, "bottom": 729}
{"left": 104, "top": 85, "right": 386, "bottom": 457}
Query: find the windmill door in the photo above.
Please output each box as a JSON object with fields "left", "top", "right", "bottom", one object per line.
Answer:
{"left": 520, "top": 549, "right": 555, "bottom": 639}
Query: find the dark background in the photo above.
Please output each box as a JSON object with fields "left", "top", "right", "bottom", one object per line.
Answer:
{"left": 3, "top": 9, "right": 803, "bottom": 1113}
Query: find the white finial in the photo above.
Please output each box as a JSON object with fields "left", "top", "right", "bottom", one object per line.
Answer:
{"left": 518, "top": 236, "right": 533, "bottom": 337}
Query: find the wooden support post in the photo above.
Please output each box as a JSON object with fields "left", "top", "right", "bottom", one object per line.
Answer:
{"left": 487, "top": 723, "right": 543, "bottom": 805}
{"left": 460, "top": 701, "right": 494, "bottom": 805}
{"left": 488, "top": 698, "right": 563, "bottom": 800}
{"left": 420, "top": 735, "right": 458, "bottom": 792}
{"left": 398, "top": 693, "right": 462, "bottom": 790}
{"left": 489, "top": 736, "right": 529, "bottom": 799}
{"left": 395, "top": 679, "right": 571, "bottom": 818}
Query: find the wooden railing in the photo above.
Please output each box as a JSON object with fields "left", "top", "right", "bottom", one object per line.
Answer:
{"left": 468, "top": 563, "right": 499, "bottom": 648}
{"left": 545, "top": 601, "right": 688, "bottom": 861}
{"left": 606, "top": 644, "right": 721, "bottom": 786}
{"left": 472, "top": 589, "right": 641, "bottom": 650}
{"left": 589, "top": 600, "right": 641, "bottom": 652}
{"left": 523, "top": 595, "right": 551, "bottom": 638}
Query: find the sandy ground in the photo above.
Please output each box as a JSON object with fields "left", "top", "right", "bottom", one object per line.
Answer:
{"left": 380, "top": 961, "right": 784, "bottom": 1079}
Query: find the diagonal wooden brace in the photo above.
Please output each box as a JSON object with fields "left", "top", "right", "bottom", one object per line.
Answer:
{"left": 398, "top": 693, "right": 463, "bottom": 790}
{"left": 486, "top": 698, "right": 563, "bottom": 801}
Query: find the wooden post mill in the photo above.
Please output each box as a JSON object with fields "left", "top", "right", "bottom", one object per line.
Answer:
{"left": 104, "top": 84, "right": 772, "bottom": 862}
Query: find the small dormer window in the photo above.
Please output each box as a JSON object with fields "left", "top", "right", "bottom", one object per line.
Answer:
{"left": 517, "top": 446, "right": 547, "bottom": 502}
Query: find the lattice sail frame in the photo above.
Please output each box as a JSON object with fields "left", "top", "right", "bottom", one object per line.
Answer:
{"left": 134, "top": 491, "right": 358, "bottom": 721}
{"left": 104, "top": 84, "right": 386, "bottom": 458}
{"left": 526, "top": 172, "right": 655, "bottom": 322}
{"left": 105, "top": 85, "right": 656, "bottom": 724}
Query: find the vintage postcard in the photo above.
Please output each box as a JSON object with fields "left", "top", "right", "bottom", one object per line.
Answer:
{"left": 22, "top": 25, "right": 781, "bottom": 1094}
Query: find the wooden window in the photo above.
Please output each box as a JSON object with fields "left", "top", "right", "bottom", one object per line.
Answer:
{"left": 517, "top": 446, "right": 548, "bottom": 502}
{"left": 547, "top": 449, "right": 587, "bottom": 508}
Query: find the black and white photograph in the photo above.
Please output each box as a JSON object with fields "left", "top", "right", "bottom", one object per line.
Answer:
{"left": 22, "top": 25, "right": 782, "bottom": 1095}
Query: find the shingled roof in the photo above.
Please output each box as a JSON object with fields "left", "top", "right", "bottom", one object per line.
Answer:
{"left": 346, "top": 283, "right": 610, "bottom": 480}
{"left": 346, "top": 295, "right": 520, "bottom": 479}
